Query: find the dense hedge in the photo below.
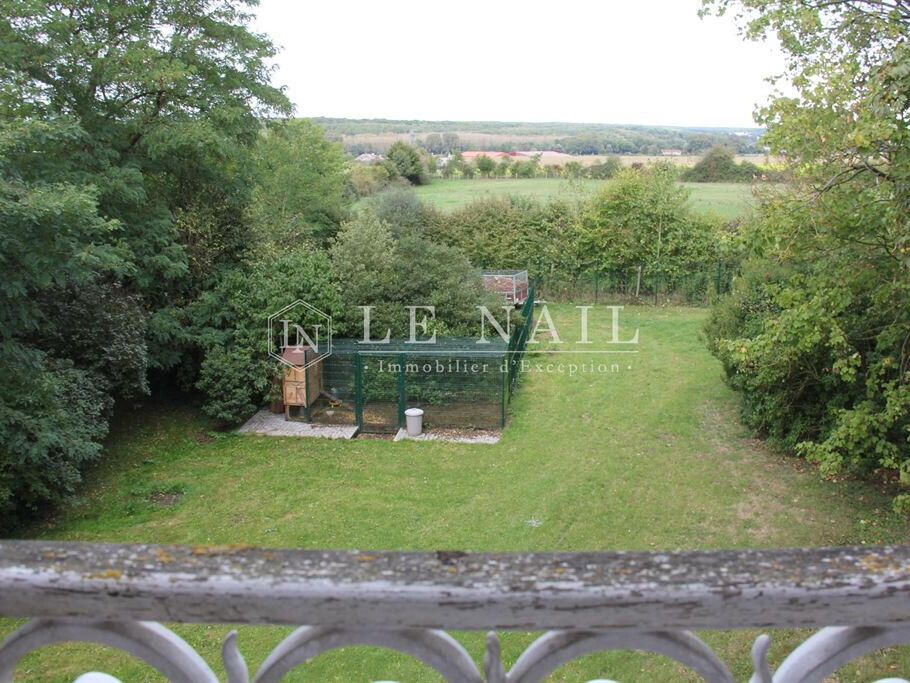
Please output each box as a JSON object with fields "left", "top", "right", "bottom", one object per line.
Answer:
{"left": 702, "top": 0, "right": 910, "bottom": 508}
{"left": 425, "top": 166, "right": 737, "bottom": 304}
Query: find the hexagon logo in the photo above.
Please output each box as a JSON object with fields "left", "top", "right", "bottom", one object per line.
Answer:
{"left": 267, "top": 300, "right": 333, "bottom": 370}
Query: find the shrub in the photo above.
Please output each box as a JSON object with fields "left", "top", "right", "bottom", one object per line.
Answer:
{"left": 426, "top": 196, "right": 582, "bottom": 284}
{"left": 579, "top": 165, "right": 719, "bottom": 287}
{"left": 474, "top": 155, "right": 496, "bottom": 177}
{"left": 682, "top": 146, "right": 758, "bottom": 183}
{"left": 386, "top": 141, "right": 427, "bottom": 185}
{"left": 347, "top": 162, "right": 392, "bottom": 198}
{"left": 586, "top": 156, "right": 622, "bottom": 179}
{"left": 366, "top": 186, "right": 435, "bottom": 237}
{"left": 0, "top": 347, "right": 110, "bottom": 530}
{"left": 33, "top": 282, "right": 148, "bottom": 400}
{"left": 192, "top": 248, "right": 340, "bottom": 424}
{"left": 330, "top": 213, "right": 496, "bottom": 340}
{"left": 702, "top": 0, "right": 910, "bottom": 507}
{"left": 562, "top": 161, "right": 584, "bottom": 179}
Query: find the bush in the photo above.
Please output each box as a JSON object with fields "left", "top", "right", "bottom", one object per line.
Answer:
{"left": 579, "top": 165, "right": 720, "bottom": 287}
{"left": 366, "top": 186, "right": 435, "bottom": 237}
{"left": 330, "top": 213, "right": 496, "bottom": 340}
{"left": 347, "top": 162, "right": 392, "bottom": 198}
{"left": 426, "top": 196, "right": 582, "bottom": 283}
{"left": 192, "top": 248, "right": 340, "bottom": 423}
{"left": 33, "top": 282, "right": 149, "bottom": 400}
{"left": 474, "top": 155, "right": 496, "bottom": 177}
{"left": 700, "top": 0, "right": 910, "bottom": 509}
{"left": 386, "top": 141, "right": 427, "bottom": 185}
{"left": 682, "top": 146, "right": 758, "bottom": 183}
{"left": 0, "top": 346, "right": 110, "bottom": 531}
{"left": 586, "top": 156, "right": 622, "bottom": 179}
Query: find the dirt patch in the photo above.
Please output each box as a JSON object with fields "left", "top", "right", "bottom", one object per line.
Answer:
{"left": 395, "top": 427, "right": 501, "bottom": 444}
{"left": 195, "top": 430, "right": 216, "bottom": 444}
{"left": 149, "top": 492, "right": 183, "bottom": 506}
{"left": 700, "top": 400, "right": 791, "bottom": 540}
{"left": 310, "top": 398, "right": 503, "bottom": 432}
{"left": 734, "top": 492, "right": 787, "bottom": 542}
{"left": 356, "top": 432, "right": 394, "bottom": 440}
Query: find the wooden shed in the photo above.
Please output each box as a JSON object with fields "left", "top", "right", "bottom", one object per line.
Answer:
{"left": 281, "top": 346, "right": 323, "bottom": 421}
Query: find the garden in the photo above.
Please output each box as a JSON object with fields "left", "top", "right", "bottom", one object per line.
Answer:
{"left": 1, "top": 0, "right": 908, "bottom": 680}
{"left": 3, "top": 304, "right": 909, "bottom": 681}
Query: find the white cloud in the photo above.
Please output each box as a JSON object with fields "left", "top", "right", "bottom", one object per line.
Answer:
{"left": 251, "top": 0, "right": 786, "bottom": 128}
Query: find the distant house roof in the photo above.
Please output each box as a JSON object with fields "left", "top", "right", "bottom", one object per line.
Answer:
{"left": 660, "top": 148, "right": 683, "bottom": 156}
{"left": 354, "top": 153, "right": 384, "bottom": 163}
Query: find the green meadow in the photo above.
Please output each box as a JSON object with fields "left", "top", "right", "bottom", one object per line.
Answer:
{"left": 412, "top": 178, "right": 756, "bottom": 220}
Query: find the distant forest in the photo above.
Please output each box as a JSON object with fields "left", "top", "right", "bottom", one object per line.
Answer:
{"left": 312, "top": 118, "right": 765, "bottom": 156}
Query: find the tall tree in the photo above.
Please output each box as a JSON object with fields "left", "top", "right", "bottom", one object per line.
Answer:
{"left": 0, "top": 0, "right": 291, "bottom": 368}
{"left": 0, "top": 0, "right": 290, "bottom": 527}
{"left": 702, "top": 0, "right": 910, "bottom": 506}
{"left": 247, "top": 119, "right": 349, "bottom": 247}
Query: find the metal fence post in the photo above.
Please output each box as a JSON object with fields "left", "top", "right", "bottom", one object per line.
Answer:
{"left": 397, "top": 353, "right": 406, "bottom": 429}
{"left": 500, "top": 357, "right": 507, "bottom": 428}
{"left": 354, "top": 352, "right": 363, "bottom": 430}
{"left": 304, "top": 359, "right": 311, "bottom": 422}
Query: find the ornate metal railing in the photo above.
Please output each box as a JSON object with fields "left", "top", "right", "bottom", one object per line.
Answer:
{"left": 2, "top": 541, "right": 910, "bottom": 682}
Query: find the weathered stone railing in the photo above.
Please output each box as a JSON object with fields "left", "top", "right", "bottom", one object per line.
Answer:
{"left": 1, "top": 541, "right": 910, "bottom": 682}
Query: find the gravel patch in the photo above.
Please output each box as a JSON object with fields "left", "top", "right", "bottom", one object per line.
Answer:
{"left": 238, "top": 410, "right": 358, "bottom": 439}
{"left": 393, "top": 428, "right": 501, "bottom": 444}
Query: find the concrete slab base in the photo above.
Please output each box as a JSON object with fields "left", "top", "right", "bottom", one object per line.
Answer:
{"left": 238, "top": 410, "right": 358, "bottom": 439}
{"left": 393, "top": 428, "right": 501, "bottom": 444}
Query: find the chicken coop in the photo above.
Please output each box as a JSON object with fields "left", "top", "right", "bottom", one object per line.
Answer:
{"left": 481, "top": 269, "right": 530, "bottom": 305}
{"left": 281, "top": 346, "right": 322, "bottom": 421}
{"left": 280, "top": 284, "right": 536, "bottom": 434}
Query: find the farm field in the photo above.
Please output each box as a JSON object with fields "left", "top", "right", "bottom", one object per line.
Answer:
{"left": 413, "top": 178, "right": 757, "bottom": 219}
{"left": 3, "top": 304, "right": 907, "bottom": 682}
{"left": 333, "top": 128, "right": 774, "bottom": 168}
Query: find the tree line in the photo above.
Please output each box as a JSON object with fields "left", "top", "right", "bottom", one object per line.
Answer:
{"left": 701, "top": 0, "right": 910, "bottom": 510}
{"left": 319, "top": 117, "right": 765, "bottom": 156}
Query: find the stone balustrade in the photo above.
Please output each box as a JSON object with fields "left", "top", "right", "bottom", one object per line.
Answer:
{"left": 2, "top": 541, "right": 910, "bottom": 682}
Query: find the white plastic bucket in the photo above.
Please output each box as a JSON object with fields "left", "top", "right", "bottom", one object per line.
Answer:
{"left": 404, "top": 408, "right": 424, "bottom": 436}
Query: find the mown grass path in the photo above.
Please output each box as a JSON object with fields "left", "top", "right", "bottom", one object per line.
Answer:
{"left": 3, "top": 305, "right": 907, "bottom": 681}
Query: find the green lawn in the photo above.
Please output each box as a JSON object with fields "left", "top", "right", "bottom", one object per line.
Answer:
{"left": 412, "top": 178, "right": 756, "bottom": 220}
{"left": 3, "top": 305, "right": 907, "bottom": 681}
{"left": 413, "top": 178, "right": 600, "bottom": 211}
{"left": 679, "top": 182, "right": 758, "bottom": 220}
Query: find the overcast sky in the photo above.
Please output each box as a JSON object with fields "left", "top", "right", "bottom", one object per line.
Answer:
{"left": 251, "top": 0, "right": 786, "bottom": 129}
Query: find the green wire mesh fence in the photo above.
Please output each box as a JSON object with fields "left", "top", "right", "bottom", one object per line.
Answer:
{"left": 537, "top": 263, "right": 735, "bottom": 305}
{"left": 303, "top": 283, "right": 537, "bottom": 434}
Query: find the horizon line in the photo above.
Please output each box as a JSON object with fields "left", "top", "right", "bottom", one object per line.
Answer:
{"left": 298, "top": 115, "right": 765, "bottom": 132}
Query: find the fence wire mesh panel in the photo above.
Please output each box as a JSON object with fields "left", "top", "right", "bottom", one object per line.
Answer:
{"left": 403, "top": 353, "right": 504, "bottom": 430}
{"left": 308, "top": 351, "right": 357, "bottom": 426}
{"left": 538, "top": 264, "right": 735, "bottom": 305}
{"left": 315, "top": 339, "right": 510, "bottom": 433}
{"left": 359, "top": 352, "right": 401, "bottom": 433}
